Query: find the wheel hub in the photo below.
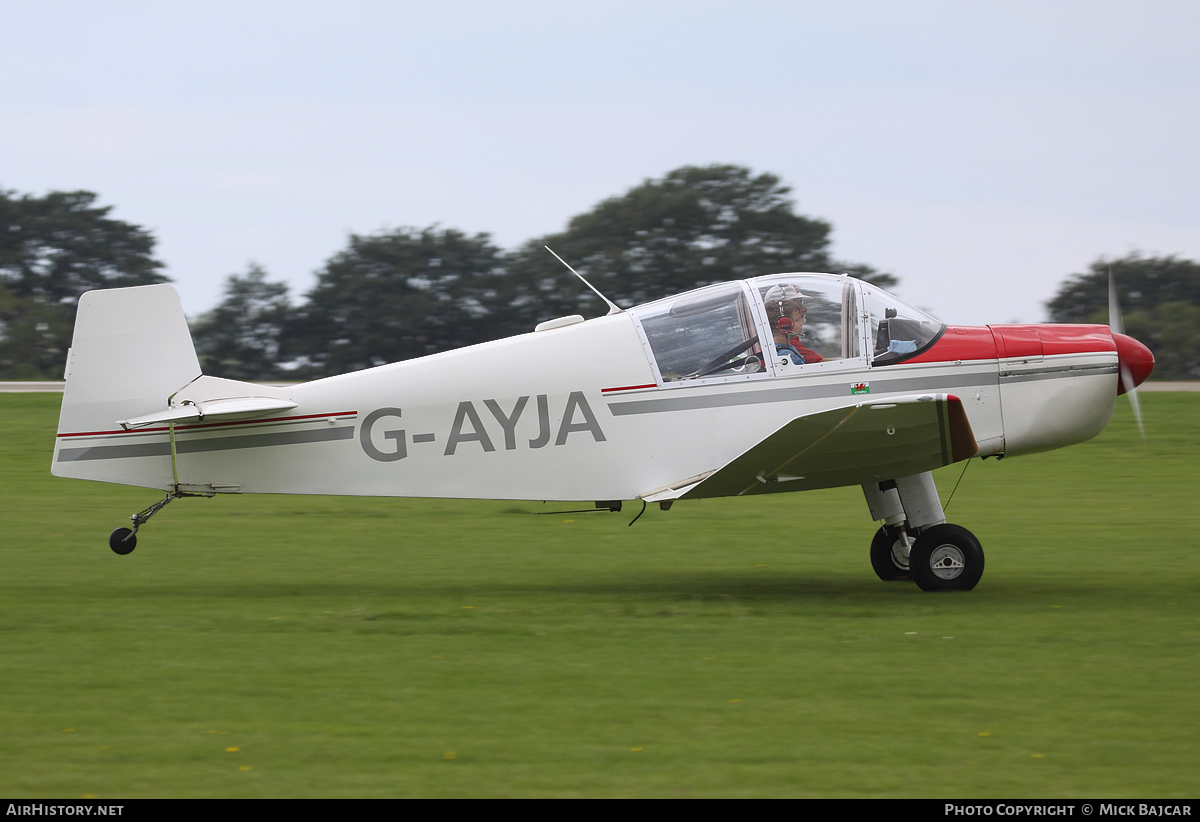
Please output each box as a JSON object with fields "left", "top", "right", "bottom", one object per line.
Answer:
{"left": 890, "top": 539, "right": 910, "bottom": 571}
{"left": 928, "top": 544, "right": 965, "bottom": 580}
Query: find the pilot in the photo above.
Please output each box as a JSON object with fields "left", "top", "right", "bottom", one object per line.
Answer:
{"left": 764, "top": 285, "right": 824, "bottom": 365}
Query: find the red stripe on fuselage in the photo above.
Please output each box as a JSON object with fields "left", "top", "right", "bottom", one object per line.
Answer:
{"left": 602, "top": 383, "right": 658, "bottom": 393}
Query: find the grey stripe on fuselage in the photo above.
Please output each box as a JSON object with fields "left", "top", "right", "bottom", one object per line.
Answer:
{"left": 607, "top": 359, "right": 1116, "bottom": 417}
{"left": 56, "top": 426, "right": 353, "bottom": 462}
{"left": 999, "top": 363, "right": 1117, "bottom": 383}
{"left": 606, "top": 371, "right": 997, "bottom": 416}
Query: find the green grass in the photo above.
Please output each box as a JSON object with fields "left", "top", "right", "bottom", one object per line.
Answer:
{"left": 1, "top": 392, "right": 1198, "bottom": 797}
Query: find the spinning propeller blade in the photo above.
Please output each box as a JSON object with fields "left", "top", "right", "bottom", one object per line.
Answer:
{"left": 1109, "top": 268, "right": 1146, "bottom": 441}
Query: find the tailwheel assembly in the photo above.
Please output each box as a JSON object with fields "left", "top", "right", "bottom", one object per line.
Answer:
{"left": 108, "top": 527, "right": 137, "bottom": 555}
{"left": 107, "top": 489, "right": 211, "bottom": 555}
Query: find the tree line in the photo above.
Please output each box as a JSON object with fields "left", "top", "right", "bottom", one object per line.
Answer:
{"left": 0, "top": 190, "right": 167, "bottom": 379}
{"left": 3, "top": 166, "right": 1198, "bottom": 381}
{"left": 192, "top": 165, "right": 895, "bottom": 380}
{"left": 1046, "top": 254, "right": 1200, "bottom": 380}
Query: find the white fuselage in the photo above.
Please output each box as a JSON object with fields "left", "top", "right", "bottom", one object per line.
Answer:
{"left": 55, "top": 315, "right": 1115, "bottom": 501}
{"left": 51, "top": 277, "right": 1122, "bottom": 502}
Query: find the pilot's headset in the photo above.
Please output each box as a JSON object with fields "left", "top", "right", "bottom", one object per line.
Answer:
{"left": 764, "top": 284, "right": 806, "bottom": 334}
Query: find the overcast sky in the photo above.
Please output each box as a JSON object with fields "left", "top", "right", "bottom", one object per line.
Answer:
{"left": 3, "top": 1, "right": 1197, "bottom": 325}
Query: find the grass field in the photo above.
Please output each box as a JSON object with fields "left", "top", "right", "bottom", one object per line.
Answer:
{"left": 1, "top": 392, "right": 1198, "bottom": 798}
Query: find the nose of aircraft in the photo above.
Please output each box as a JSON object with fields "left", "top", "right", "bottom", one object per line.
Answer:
{"left": 1113, "top": 333, "right": 1154, "bottom": 394}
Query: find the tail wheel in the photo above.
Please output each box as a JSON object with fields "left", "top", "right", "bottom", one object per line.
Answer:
{"left": 109, "top": 528, "right": 137, "bottom": 555}
{"left": 909, "top": 524, "right": 984, "bottom": 591}
{"left": 869, "top": 526, "right": 910, "bottom": 581}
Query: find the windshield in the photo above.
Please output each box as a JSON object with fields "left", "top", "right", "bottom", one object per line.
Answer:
{"left": 864, "top": 284, "right": 945, "bottom": 365}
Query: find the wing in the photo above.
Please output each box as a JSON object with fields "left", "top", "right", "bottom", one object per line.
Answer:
{"left": 642, "top": 393, "right": 977, "bottom": 502}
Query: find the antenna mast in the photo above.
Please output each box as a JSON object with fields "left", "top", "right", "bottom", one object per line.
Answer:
{"left": 544, "top": 246, "right": 623, "bottom": 315}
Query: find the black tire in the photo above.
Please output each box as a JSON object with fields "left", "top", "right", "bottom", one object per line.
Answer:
{"left": 909, "top": 524, "right": 983, "bottom": 592}
{"left": 869, "top": 526, "right": 910, "bottom": 581}
{"left": 109, "top": 528, "right": 137, "bottom": 555}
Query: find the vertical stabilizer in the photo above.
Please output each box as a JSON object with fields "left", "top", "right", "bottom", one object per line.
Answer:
{"left": 53, "top": 284, "right": 201, "bottom": 485}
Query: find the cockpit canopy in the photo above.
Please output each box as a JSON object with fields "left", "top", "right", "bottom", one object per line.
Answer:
{"left": 629, "top": 274, "right": 944, "bottom": 386}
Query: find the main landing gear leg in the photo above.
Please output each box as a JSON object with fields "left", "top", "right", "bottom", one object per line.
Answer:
{"left": 861, "top": 472, "right": 985, "bottom": 591}
{"left": 863, "top": 480, "right": 911, "bottom": 580}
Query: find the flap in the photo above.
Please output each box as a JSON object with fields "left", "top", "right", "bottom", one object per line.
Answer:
{"left": 648, "top": 393, "right": 977, "bottom": 500}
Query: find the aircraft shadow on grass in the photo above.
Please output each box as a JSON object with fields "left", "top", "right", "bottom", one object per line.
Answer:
{"left": 104, "top": 573, "right": 1172, "bottom": 607}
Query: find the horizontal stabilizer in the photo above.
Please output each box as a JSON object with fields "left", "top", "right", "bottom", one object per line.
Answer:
{"left": 644, "top": 393, "right": 977, "bottom": 501}
{"left": 119, "top": 396, "right": 298, "bottom": 429}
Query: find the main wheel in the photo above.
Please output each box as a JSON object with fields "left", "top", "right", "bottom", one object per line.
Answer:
{"left": 909, "top": 524, "right": 983, "bottom": 591}
{"left": 109, "top": 528, "right": 137, "bottom": 555}
{"left": 869, "top": 526, "right": 910, "bottom": 581}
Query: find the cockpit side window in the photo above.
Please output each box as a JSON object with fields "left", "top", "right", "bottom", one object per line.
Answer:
{"left": 754, "top": 276, "right": 848, "bottom": 369}
{"left": 864, "top": 284, "right": 946, "bottom": 365}
{"left": 631, "top": 283, "right": 765, "bottom": 384}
